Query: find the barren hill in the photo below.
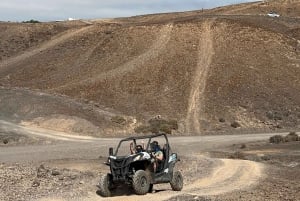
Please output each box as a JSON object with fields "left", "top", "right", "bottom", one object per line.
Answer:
{"left": 0, "top": 0, "right": 299, "bottom": 136}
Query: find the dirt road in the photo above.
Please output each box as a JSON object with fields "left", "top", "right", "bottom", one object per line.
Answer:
{"left": 0, "top": 120, "right": 279, "bottom": 163}
{"left": 1, "top": 120, "right": 292, "bottom": 201}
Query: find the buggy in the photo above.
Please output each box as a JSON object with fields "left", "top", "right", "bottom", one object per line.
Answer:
{"left": 97, "top": 133, "right": 183, "bottom": 196}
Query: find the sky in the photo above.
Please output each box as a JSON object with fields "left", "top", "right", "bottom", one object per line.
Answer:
{"left": 0, "top": 0, "right": 258, "bottom": 22}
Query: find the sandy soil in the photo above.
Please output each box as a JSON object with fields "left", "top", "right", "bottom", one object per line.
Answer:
{"left": 1, "top": 121, "right": 299, "bottom": 201}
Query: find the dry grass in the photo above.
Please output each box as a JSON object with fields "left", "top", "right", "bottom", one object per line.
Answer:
{"left": 134, "top": 118, "right": 178, "bottom": 134}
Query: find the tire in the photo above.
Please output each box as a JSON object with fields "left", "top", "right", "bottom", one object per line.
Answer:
{"left": 170, "top": 171, "right": 183, "bottom": 191}
{"left": 132, "top": 170, "right": 150, "bottom": 195}
{"left": 98, "top": 174, "right": 113, "bottom": 197}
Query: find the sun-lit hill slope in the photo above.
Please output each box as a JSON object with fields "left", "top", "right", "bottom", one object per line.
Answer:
{"left": 0, "top": 1, "right": 299, "bottom": 136}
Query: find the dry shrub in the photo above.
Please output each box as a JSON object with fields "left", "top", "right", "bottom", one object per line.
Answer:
{"left": 231, "top": 121, "right": 241, "bottom": 128}
{"left": 134, "top": 118, "right": 178, "bottom": 134}
{"left": 111, "top": 116, "right": 126, "bottom": 125}
{"left": 284, "top": 132, "right": 299, "bottom": 142}
{"left": 229, "top": 151, "right": 245, "bottom": 159}
{"left": 270, "top": 132, "right": 299, "bottom": 144}
{"left": 269, "top": 135, "right": 285, "bottom": 144}
{"left": 240, "top": 144, "right": 247, "bottom": 149}
{"left": 266, "top": 111, "right": 283, "bottom": 121}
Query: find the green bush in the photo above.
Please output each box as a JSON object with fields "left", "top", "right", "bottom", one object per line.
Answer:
{"left": 22, "top": 19, "right": 40, "bottom": 23}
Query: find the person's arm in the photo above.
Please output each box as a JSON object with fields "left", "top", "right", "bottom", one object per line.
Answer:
{"left": 130, "top": 142, "right": 135, "bottom": 154}
{"left": 155, "top": 151, "right": 164, "bottom": 161}
{"left": 141, "top": 140, "right": 145, "bottom": 150}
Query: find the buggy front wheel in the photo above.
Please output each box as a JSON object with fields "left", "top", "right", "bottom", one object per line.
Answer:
{"left": 170, "top": 171, "right": 183, "bottom": 191}
{"left": 98, "top": 174, "right": 113, "bottom": 197}
{"left": 132, "top": 170, "right": 150, "bottom": 195}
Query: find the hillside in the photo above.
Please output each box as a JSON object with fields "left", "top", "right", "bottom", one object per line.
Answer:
{"left": 0, "top": 0, "right": 299, "bottom": 136}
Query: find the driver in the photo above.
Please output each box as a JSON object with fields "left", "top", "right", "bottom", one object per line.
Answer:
{"left": 130, "top": 141, "right": 145, "bottom": 154}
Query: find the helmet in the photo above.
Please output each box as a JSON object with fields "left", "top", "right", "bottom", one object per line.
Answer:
{"left": 150, "top": 141, "right": 160, "bottom": 152}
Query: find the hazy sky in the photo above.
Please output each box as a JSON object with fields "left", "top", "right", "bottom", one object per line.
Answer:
{"left": 0, "top": 0, "right": 258, "bottom": 22}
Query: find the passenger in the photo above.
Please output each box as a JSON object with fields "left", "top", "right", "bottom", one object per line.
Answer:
{"left": 150, "top": 141, "right": 164, "bottom": 172}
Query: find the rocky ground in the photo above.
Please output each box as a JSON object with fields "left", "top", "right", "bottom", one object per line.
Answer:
{"left": 0, "top": 133, "right": 299, "bottom": 201}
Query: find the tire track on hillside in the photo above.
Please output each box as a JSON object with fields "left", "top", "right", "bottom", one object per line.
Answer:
{"left": 185, "top": 21, "right": 214, "bottom": 134}
{"left": 0, "top": 26, "right": 93, "bottom": 71}
{"left": 54, "top": 24, "right": 173, "bottom": 91}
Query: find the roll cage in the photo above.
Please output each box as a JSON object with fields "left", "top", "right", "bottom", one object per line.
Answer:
{"left": 113, "top": 133, "right": 171, "bottom": 157}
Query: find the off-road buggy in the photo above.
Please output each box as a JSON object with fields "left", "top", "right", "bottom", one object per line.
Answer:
{"left": 97, "top": 133, "right": 183, "bottom": 197}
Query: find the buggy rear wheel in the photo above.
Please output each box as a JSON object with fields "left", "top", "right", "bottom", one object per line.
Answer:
{"left": 132, "top": 170, "right": 150, "bottom": 195}
{"left": 170, "top": 171, "right": 183, "bottom": 191}
{"left": 98, "top": 174, "right": 113, "bottom": 197}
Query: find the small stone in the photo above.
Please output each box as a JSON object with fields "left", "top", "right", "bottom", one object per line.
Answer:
{"left": 219, "top": 118, "right": 225, "bottom": 123}
{"left": 32, "top": 179, "right": 40, "bottom": 187}
{"left": 58, "top": 175, "right": 64, "bottom": 180}
{"left": 79, "top": 181, "right": 84, "bottom": 184}
{"left": 70, "top": 175, "right": 77, "bottom": 180}
{"left": 51, "top": 169, "right": 60, "bottom": 176}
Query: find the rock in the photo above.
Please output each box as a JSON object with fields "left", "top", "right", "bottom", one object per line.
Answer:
{"left": 79, "top": 180, "right": 84, "bottom": 184}
{"left": 70, "top": 175, "right": 77, "bottom": 180}
{"left": 32, "top": 179, "right": 40, "bottom": 187}
{"left": 3, "top": 139, "right": 8, "bottom": 144}
{"left": 219, "top": 118, "right": 225, "bottom": 123}
{"left": 64, "top": 181, "right": 72, "bottom": 186}
{"left": 51, "top": 169, "right": 60, "bottom": 176}
{"left": 58, "top": 175, "right": 64, "bottom": 180}
{"left": 37, "top": 164, "right": 48, "bottom": 178}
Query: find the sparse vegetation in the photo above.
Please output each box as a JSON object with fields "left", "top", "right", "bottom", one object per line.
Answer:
{"left": 266, "top": 111, "right": 283, "bottom": 121}
{"left": 231, "top": 121, "right": 241, "bottom": 128}
{"left": 134, "top": 117, "right": 178, "bottom": 134}
{"left": 111, "top": 116, "right": 126, "bottom": 125}
{"left": 229, "top": 151, "right": 245, "bottom": 160}
{"left": 269, "top": 135, "right": 285, "bottom": 144}
{"left": 285, "top": 132, "right": 299, "bottom": 142}
{"left": 269, "top": 132, "right": 299, "bottom": 144}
